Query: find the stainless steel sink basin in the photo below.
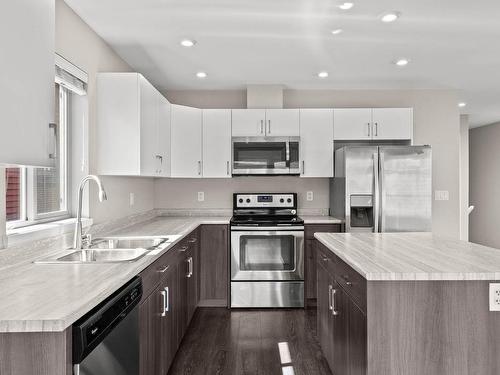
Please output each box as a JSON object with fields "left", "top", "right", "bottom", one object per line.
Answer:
{"left": 55, "top": 248, "right": 150, "bottom": 263}
{"left": 35, "top": 236, "right": 172, "bottom": 264}
{"left": 90, "top": 236, "right": 170, "bottom": 250}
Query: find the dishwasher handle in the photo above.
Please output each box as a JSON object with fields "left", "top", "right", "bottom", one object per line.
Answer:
{"left": 72, "top": 277, "right": 143, "bottom": 365}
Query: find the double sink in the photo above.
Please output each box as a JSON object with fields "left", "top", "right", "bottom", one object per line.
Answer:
{"left": 36, "top": 236, "right": 172, "bottom": 264}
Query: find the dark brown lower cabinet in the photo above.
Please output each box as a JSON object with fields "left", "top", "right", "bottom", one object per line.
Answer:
{"left": 159, "top": 262, "right": 178, "bottom": 375}
{"left": 139, "top": 290, "right": 161, "bottom": 375}
{"left": 316, "top": 248, "right": 366, "bottom": 375}
{"left": 305, "top": 224, "right": 342, "bottom": 306}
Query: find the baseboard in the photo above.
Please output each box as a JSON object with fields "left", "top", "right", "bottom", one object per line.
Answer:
{"left": 198, "top": 299, "right": 228, "bottom": 307}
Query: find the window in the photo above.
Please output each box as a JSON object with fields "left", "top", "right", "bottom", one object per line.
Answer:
{"left": 5, "top": 83, "right": 69, "bottom": 228}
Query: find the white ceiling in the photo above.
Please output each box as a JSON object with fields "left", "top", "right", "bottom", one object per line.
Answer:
{"left": 65, "top": 0, "right": 500, "bottom": 127}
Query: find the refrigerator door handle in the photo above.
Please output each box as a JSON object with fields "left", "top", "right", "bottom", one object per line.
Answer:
{"left": 373, "top": 152, "right": 380, "bottom": 233}
{"left": 379, "top": 152, "right": 385, "bottom": 232}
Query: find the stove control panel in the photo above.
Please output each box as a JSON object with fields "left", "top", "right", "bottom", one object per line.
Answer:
{"left": 234, "top": 193, "right": 296, "bottom": 208}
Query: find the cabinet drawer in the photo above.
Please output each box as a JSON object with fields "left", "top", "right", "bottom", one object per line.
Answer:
{"left": 316, "top": 243, "right": 337, "bottom": 278}
{"left": 305, "top": 224, "right": 341, "bottom": 240}
{"left": 331, "top": 253, "right": 367, "bottom": 313}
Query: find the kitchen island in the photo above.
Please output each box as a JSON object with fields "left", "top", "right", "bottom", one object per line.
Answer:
{"left": 314, "top": 232, "right": 500, "bottom": 375}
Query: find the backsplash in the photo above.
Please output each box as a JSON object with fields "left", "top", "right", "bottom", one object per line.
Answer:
{"left": 154, "top": 177, "right": 329, "bottom": 210}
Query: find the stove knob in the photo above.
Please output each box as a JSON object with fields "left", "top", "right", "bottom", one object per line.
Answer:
{"left": 287, "top": 198, "right": 292, "bottom": 203}
{"left": 238, "top": 198, "right": 243, "bottom": 203}
{"left": 280, "top": 198, "right": 284, "bottom": 203}
{"left": 246, "top": 198, "right": 251, "bottom": 203}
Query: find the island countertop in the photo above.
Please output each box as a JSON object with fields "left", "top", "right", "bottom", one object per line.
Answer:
{"left": 314, "top": 232, "right": 500, "bottom": 281}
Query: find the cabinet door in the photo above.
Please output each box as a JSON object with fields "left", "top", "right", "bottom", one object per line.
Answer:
{"left": 265, "top": 109, "right": 300, "bottom": 136}
{"left": 171, "top": 105, "right": 202, "bottom": 177}
{"left": 348, "top": 300, "right": 367, "bottom": 375}
{"left": 202, "top": 109, "right": 232, "bottom": 177}
{"left": 0, "top": 0, "right": 54, "bottom": 167}
{"left": 139, "top": 76, "right": 159, "bottom": 176}
{"left": 199, "top": 225, "right": 228, "bottom": 305}
{"left": 159, "top": 263, "right": 178, "bottom": 375}
{"left": 372, "top": 108, "right": 413, "bottom": 140}
{"left": 139, "top": 289, "right": 161, "bottom": 375}
{"left": 231, "top": 109, "right": 266, "bottom": 137}
{"left": 317, "top": 260, "right": 333, "bottom": 368}
{"left": 331, "top": 281, "right": 349, "bottom": 375}
{"left": 186, "top": 231, "right": 199, "bottom": 322}
{"left": 300, "top": 109, "right": 334, "bottom": 177}
{"left": 334, "top": 109, "right": 372, "bottom": 141}
{"left": 157, "top": 95, "right": 171, "bottom": 177}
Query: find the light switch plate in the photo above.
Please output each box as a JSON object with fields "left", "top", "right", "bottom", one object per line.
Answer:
{"left": 129, "top": 193, "right": 135, "bottom": 206}
{"left": 197, "top": 192, "right": 205, "bottom": 202}
{"left": 306, "top": 191, "right": 314, "bottom": 201}
{"left": 434, "top": 190, "right": 449, "bottom": 201}
{"left": 490, "top": 283, "right": 500, "bottom": 311}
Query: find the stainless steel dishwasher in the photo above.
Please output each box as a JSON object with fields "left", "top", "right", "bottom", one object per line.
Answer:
{"left": 73, "top": 277, "right": 142, "bottom": 375}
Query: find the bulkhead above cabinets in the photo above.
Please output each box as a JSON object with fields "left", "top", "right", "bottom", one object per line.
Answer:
{"left": 95, "top": 72, "right": 414, "bottom": 179}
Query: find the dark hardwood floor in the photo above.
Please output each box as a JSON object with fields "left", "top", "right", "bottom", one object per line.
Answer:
{"left": 168, "top": 308, "right": 332, "bottom": 375}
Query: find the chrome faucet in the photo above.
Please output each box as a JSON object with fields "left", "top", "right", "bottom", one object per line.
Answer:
{"left": 73, "top": 175, "right": 107, "bottom": 249}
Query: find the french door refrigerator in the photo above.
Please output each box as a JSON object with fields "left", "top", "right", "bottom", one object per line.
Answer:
{"left": 330, "top": 145, "right": 432, "bottom": 232}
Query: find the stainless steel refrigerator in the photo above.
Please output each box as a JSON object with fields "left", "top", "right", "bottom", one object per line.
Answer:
{"left": 330, "top": 145, "right": 432, "bottom": 232}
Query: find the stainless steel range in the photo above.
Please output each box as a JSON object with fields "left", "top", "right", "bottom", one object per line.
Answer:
{"left": 230, "top": 193, "right": 304, "bottom": 308}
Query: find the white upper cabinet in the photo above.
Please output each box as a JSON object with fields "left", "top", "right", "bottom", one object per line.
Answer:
{"left": 171, "top": 105, "right": 202, "bottom": 178}
{"left": 96, "top": 73, "right": 168, "bottom": 176}
{"left": 232, "top": 109, "right": 300, "bottom": 137}
{"left": 0, "top": 0, "right": 55, "bottom": 167}
{"left": 372, "top": 108, "right": 413, "bottom": 140}
{"left": 157, "top": 95, "right": 171, "bottom": 177}
{"left": 334, "top": 108, "right": 413, "bottom": 141}
{"left": 232, "top": 109, "right": 266, "bottom": 137}
{"left": 265, "top": 109, "right": 300, "bottom": 136}
{"left": 300, "top": 109, "right": 334, "bottom": 177}
{"left": 202, "top": 109, "right": 232, "bottom": 178}
{"left": 334, "top": 109, "right": 372, "bottom": 141}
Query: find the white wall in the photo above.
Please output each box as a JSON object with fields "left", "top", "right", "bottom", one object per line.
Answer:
{"left": 165, "top": 89, "right": 461, "bottom": 238}
{"left": 56, "top": 0, "right": 155, "bottom": 224}
{"left": 459, "top": 115, "right": 469, "bottom": 241}
{"left": 469, "top": 122, "right": 500, "bottom": 248}
{"left": 155, "top": 177, "right": 329, "bottom": 211}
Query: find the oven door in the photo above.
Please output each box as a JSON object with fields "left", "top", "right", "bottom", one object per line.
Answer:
{"left": 232, "top": 137, "right": 300, "bottom": 175}
{"left": 231, "top": 228, "right": 304, "bottom": 281}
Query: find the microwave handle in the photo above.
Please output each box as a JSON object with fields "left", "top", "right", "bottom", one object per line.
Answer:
{"left": 285, "top": 141, "right": 291, "bottom": 167}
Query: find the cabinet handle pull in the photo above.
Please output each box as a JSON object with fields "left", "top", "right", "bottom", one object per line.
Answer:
{"left": 302, "top": 160, "right": 305, "bottom": 175}
{"left": 260, "top": 120, "right": 264, "bottom": 134}
{"left": 188, "top": 237, "right": 197, "bottom": 243}
{"left": 158, "top": 265, "right": 170, "bottom": 273}
{"left": 227, "top": 161, "right": 230, "bottom": 176}
{"left": 268, "top": 120, "right": 271, "bottom": 134}
{"left": 187, "top": 257, "right": 193, "bottom": 278}
{"left": 161, "top": 290, "right": 167, "bottom": 317}
{"left": 374, "top": 122, "right": 378, "bottom": 136}
{"left": 328, "top": 284, "right": 333, "bottom": 311}
{"left": 179, "top": 245, "right": 189, "bottom": 252}
{"left": 198, "top": 161, "right": 202, "bottom": 175}
{"left": 165, "top": 287, "right": 169, "bottom": 312}
{"left": 367, "top": 123, "right": 371, "bottom": 137}
{"left": 332, "top": 288, "right": 339, "bottom": 316}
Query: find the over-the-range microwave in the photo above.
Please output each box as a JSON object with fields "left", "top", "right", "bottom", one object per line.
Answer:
{"left": 232, "top": 137, "right": 300, "bottom": 175}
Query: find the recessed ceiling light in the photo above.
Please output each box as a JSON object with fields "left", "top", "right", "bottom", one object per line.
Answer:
{"left": 318, "top": 71, "right": 329, "bottom": 78}
{"left": 338, "top": 2, "right": 354, "bottom": 10}
{"left": 196, "top": 71, "right": 207, "bottom": 78}
{"left": 458, "top": 102, "right": 467, "bottom": 108}
{"left": 394, "top": 58, "right": 410, "bottom": 66}
{"left": 331, "top": 29, "right": 344, "bottom": 35}
{"left": 180, "top": 39, "right": 196, "bottom": 47}
{"left": 381, "top": 11, "right": 401, "bottom": 23}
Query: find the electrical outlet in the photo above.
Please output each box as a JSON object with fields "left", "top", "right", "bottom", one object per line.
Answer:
{"left": 197, "top": 192, "right": 205, "bottom": 202}
{"left": 434, "top": 190, "right": 449, "bottom": 201}
{"left": 490, "top": 283, "right": 500, "bottom": 311}
{"left": 306, "top": 191, "right": 314, "bottom": 201}
{"left": 129, "top": 193, "right": 135, "bottom": 207}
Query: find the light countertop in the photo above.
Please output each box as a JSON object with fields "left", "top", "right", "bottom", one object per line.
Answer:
{"left": 0, "top": 216, "right": 229, "bottom": 333}
{"left": 315, "top": 232, "right": 500, "bottom": 281}
{"left": 302, "top": 216, "right": 343, "bottom": 224}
